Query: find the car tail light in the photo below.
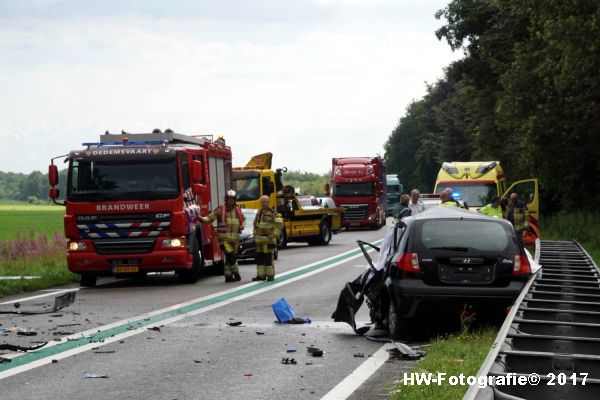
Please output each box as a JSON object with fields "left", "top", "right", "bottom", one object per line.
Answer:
{"left": 513, "top": 254, "right": 531, "bottom": 275}
{"left": 397, "top": 252, "right": 420, "bottom": 273}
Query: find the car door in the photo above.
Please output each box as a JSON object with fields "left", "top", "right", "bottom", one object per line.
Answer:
{"left": 502, "top": 178, "right": 539, "bottom": 223}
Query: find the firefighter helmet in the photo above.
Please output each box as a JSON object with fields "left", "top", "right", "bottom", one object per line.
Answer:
{"left": 225, "top": 190, "right": 237, "bottom": 202}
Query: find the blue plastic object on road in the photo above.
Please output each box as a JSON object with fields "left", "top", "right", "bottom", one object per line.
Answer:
{"left": 272, "top": 298, "right": 311, "bottom": 324}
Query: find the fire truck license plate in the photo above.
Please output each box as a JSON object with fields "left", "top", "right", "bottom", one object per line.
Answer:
{"left": 113, "top": 266, "right": 139, "bottom": 273}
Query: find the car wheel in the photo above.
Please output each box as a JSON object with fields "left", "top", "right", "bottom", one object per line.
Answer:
{"left": 80, "top": 273, "right": 97, "bottom": 288}
{"left": 388, "top": 300, "right": 411, "bottom": 340}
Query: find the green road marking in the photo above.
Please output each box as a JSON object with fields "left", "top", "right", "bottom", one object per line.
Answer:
{"left": 0, "top": 239, "right": 382, "bottom": 374}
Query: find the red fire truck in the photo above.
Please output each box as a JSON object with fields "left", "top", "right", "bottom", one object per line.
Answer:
{"left": 48, "top": 129, "right": 232, "bottom": 287}
{"left": 330, "top": 157, "right": 387, "bottom": 229}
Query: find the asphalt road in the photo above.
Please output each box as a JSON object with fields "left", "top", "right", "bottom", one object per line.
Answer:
{"left": 1, "top": 221, "right": 419, "bottom": 400}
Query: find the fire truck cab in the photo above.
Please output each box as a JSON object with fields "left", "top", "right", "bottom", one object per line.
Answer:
{"left": 48, "top": 129, "right": 232, "bottom": 287}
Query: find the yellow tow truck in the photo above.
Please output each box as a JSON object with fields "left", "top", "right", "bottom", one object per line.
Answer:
{"left": 233, "top": 153, "right": 344, "bottom": 246}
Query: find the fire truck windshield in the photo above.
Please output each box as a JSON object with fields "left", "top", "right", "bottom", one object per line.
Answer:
{"left": 333, "top": 182, "right": 374, "bottom": 197}
{"left": 435, "top": 182, "right": 497, "bottom": 207}
{"left": 234, "top": 171, "right": 260, "bottom": 201}
{"left": 68, "top": 159, "right": 179, "bottom": 201}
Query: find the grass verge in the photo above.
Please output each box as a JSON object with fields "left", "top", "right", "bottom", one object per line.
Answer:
{"left": 0, "top": 251, "right": 78, "bottom": 298}
{"left": 0, "top": 208, "right": 64, "bottom": 241}
{"left": 390, "top": 327, "right": 497, "bottom": 400}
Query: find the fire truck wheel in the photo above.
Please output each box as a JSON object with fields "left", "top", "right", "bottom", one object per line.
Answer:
{"left": 80, "top": 273, "right": 97, "bottom": 288}
{"left": 181, "top": 238, "right": 202, "bottom": 283}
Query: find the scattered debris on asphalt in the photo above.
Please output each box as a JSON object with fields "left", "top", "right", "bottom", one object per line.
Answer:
{"left": 272, "top": 298, "right": 311, "bottom": 324}
{"left": 0, "top": 292, "right": 77, "bottom": 315}
{"left": 286, "top": 348, "right": 296, "bottom": 353}
{"left": 93, "top": 350, "right": 116, "bottom": 354}
{"left": 0, "top": 343, "right": 48, "bottom": 352}
{"left": 226, "top": 321, "right": 242, "bottom": 327}
{"left": 84, "top": 371, "right": 109, "bottom": 378}
{"left": 147, "top": 326, "right": 161, "bottom": 332}
{"left": 281, "top": 357, "right": 297, "bottom": 365}
{"left": 255, "top": 331, "right": 265, "bottom": 335}
{"left": 387, "top": 342, "right": 423, "bottom": 360}
{"left": 307, "top": 347, "right": 323, "bottom": 357}
{"left": 353, "top": 353, "right": 365, "bottom": 358}
{"left": 244, "top": 372, "right": 253, "bottom": 377}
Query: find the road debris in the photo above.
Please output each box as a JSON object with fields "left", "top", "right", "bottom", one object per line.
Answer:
{"left": 281, "top": 357, "right": 297, "bottom": 365}
{"left": 353, "top": 353, "right": 365, "bottom": 358}
{"left": 307, "top": 347, "right": 323, "bottom": 357}
{"left": 0, "top": 291, "right": 77, "bottom": 315}
{"left": 93, "top": 350, "right": 116, "bottom": 354}
{"left": 255, "top": 331, "right": 265, "bottom": 335}
{"left": 244, "top": 372, "right": 253, "bottom": 377}
{"left": 147, "top": 326, "right": 161, "bottom": 332}
{"left": 0, "top": 342, "right": 48, "bottom": 352}
{"left": 286, "top": 348, "right": 296, "bottom": 353}
{"left": 226, "top": 321, "right": 242, "bottom": 327}
{"left": 84, "top": 371, "right": 109, "bottom": 378}
{"left": 387, "top": 342, "right": 423, "bottom": 360}
{"left": 272, "top": 298, "right": 311, "bottom": 324}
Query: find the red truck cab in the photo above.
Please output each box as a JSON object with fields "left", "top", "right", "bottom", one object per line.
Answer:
{"left": 49, "top": 129, "right": 232, "bottom": 287}
{"left": 331, "top": 157, "right": 387, "bottom": 229}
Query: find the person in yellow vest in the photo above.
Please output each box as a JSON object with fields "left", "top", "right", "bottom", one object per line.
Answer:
{"left": 479, "top": 196, "right": 502, "bottom": 218}
{"left": 200, "top": 190, "right": 244, "bottom": 282}
{"left": 439, "top": 188, "right": 460, "bottom": 207}
{"left": 253, "top": 195, "right": 283, "bottom": 281}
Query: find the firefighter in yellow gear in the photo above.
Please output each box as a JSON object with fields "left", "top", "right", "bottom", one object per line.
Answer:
{"left": 253, "top": 195, "right": 283, "bottom": 281}
{"left": 200, "top": 190, "right": 245, "bottom": 282}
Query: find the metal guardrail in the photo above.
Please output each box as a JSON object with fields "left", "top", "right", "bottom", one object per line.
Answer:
{"left": 465, "top": 240, "right": 600, "bottom": 399}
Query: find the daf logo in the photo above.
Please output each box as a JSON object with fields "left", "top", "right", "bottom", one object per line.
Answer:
{"left": 77, "top": 216, "right": 98, "bottom": 221}
{"left": 463, "top": 258, "right": 471, "bottom": 264}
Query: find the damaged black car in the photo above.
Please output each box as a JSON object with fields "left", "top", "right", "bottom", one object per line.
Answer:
{"left": 333, "top": 206, "right": 533, "bottom": 340}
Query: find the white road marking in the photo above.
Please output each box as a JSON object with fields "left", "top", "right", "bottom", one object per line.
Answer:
{"left": 320, "top": 343, "right": 394, "bottom": 400}
{"left": 0, "top": 243, "right": 381, "bottom": 380}
{"left": 0, "top": 288, "right": 79, "bottom": 306}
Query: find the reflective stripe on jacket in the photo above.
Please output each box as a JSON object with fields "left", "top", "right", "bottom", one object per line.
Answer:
{"left": 254, "top": 207, "right": 279, "bottom": 245}
{"left": 201, "top": 205, "right": 244, "bottom": 241}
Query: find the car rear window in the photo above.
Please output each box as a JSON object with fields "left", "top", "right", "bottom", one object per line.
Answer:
{"left": 419, "top": 220, "right": 512, "bottom": 252}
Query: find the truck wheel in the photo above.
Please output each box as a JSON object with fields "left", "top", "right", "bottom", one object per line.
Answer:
{"left": 388, "top": 300, "right": 411, "bottom": 340}
{"left": 80, "top": 273, "right": 97, "bottom": 288}
{"left": 317, "top": 220, "right": 332, "bottom": 245}
{"left": 180, "top": 238, "right": 202, "bottom": 283}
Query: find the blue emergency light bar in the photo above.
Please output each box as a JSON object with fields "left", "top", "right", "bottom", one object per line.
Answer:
{"left": 82, "top": 140, "right": 167, "bottom": 147}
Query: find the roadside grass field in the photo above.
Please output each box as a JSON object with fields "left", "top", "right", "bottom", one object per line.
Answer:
{"left": 0, "top": 205, "right": 64, "bottom": 241}
{"left": 0, "top": 203, "right": 75, "bottom": 297}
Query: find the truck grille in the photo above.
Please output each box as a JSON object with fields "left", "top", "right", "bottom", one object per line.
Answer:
{"left": 93, "top": 239, "right": 156, "bottom": 255}
{"left": 340, "top": 204, "right": 369, "bottom": 221}
{"left": 76, "top": 213, "right": 170, "bottom": 239}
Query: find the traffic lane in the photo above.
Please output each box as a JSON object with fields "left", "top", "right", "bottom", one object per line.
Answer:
{"left": 1, "top": 231, "right": 393, "bottom": 400}
{"left": 0, "top": 228, "right": 387, "bottom": 360}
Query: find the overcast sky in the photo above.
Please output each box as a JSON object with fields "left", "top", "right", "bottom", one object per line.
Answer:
{"left": 0, "top": 0, "right": 458, "bottom": 174}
